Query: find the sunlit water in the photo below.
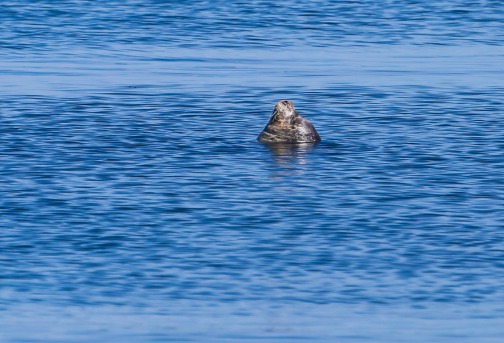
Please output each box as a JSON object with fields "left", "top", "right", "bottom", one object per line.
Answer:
{"left": 1, "top": 1, "right": 504, "bottom": 342}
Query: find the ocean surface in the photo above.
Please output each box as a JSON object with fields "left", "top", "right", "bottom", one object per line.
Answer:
{"left": 1, "top": 1, "right": 504, "bottom": 342}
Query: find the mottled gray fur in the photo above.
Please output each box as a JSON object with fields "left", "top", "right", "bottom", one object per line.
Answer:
{"left": 258, "top": 100, "right": 321, "bottom": 143}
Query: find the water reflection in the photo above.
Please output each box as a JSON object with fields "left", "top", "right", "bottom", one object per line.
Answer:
{"left": 261, "top": 142, "right": 319, "bottom": 166}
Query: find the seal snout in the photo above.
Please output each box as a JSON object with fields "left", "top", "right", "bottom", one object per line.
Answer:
{"left": 278, "top": 100, "right": 293, "bottom": 107}
{"left": 273, "top": 100, "right": 296, "bottom": 121}
{"left": 275, "top": 100, "right": 295, "bottom": 112}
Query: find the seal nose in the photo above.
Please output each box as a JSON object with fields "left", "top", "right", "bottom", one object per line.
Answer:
{"left": 277, "top": 100, "right": 295, "bottom": 111}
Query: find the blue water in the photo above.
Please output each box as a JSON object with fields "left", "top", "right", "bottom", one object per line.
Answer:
{"left": 1, "top": 1, "right": 504, "bottom": 342}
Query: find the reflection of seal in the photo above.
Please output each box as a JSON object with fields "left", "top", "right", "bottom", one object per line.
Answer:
{"left": 265, "top": 142, "right": 318, "bottom": 157}
{"left": 258, "top": 100, "right": 321, "bottom": 143}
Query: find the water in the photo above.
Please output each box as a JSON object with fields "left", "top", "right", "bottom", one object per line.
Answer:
{"left": 1, "top": 1, "right": 504, "bottom": 342}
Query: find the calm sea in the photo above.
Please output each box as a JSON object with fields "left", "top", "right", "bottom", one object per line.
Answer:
{"left": 1, "top": 1, "right": 504, "bottom": 342}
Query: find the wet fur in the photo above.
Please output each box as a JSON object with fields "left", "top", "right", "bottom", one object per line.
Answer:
{"left": 258, "top": 100, "right": 321, "bottom": 143}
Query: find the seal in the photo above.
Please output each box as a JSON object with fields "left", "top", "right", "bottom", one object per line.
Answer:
{"left": 257, "top": 100, "right": 321, "bottom": 143}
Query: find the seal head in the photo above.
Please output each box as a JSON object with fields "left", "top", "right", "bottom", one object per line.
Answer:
{"left": 258, "top": 100, "right": 321, "bottom": 143}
